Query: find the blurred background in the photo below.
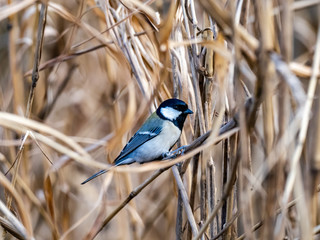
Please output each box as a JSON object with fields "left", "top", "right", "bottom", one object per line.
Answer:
{"left": 0, "top": 0, "right": 320, "bottom": 239}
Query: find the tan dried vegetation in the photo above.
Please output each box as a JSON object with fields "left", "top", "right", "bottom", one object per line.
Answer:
{"left": 0, "top": 0, "right": 320, "bottom": 239}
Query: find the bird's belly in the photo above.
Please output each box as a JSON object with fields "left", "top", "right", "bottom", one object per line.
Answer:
{"left": 133, "top": 121, "right": 181, "bottom": 163}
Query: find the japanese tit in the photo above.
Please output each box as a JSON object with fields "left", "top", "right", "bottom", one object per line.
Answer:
{"left": 81, "top": 98, "right": 193, "bottom": 184}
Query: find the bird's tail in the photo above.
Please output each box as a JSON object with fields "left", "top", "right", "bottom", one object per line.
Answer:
{"left": 81, "top": 162, "right": 127, "bottom": 184}
{"left": 81, "top": 169, "right": 109, "bottom": 185}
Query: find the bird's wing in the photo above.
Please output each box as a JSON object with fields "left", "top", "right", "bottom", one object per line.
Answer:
{"left": 114, "top": 114, "right": 162, "bottom": 164}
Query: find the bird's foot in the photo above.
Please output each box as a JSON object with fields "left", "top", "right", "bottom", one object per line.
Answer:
{"left": 163, "top": 146, "right": 186, "bottom": 159}
{"left": 161, "top": 152, "right": 171, "bottom": 159}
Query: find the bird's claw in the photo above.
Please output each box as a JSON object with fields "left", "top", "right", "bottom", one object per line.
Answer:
{"left": 162, "top": 152, "right": 171, "bottom": 159}
{"left": 171, "top": 146, "right": 186, "bottom": 155}
{"left": 163, "top": 146, "right": 186, "bottom": 159}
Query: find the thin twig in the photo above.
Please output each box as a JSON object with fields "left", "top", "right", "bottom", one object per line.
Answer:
{"left": 0, "top": 201, "right": 28, "bottom": 240}
{"left": 175, "top": 166, "right": 183, "bottom": 240}
{"left": 24, "top": 44, "right": 109, "bottom": 77}
{"left": 172, "top": 165, "right": 199, "bottom": 236}
{"left": 192, "top": 150, "right": 240, "bottom": 240}
{"left": 281, "top": 10, "right": 320, "bottom": 239}
{"left": 38, "top": 64, "right": 77, "bottom": 119}
{"left": 25, "top": 1, "right": 48, "bottom": 118}
{"left": 92, "top": 167, "right": 170, "bottom": 239}
{"left": 141, "top": 192, "right": 173, "bottom": 238}
{"left": 212, "top": 211, "right": 240, "bottom": 240}
{"left": 236, "top": 221, "right": 263, "bottom": 240}
{"left": 0, "top": 173, "right": 33, "bottom": 238}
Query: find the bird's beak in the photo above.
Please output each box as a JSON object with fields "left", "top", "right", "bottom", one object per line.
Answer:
{"left": 184, "top": 109, "right": 193, "bottom": 115}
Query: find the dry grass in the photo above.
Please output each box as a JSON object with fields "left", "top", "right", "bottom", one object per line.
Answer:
{"left": 0, "top": 0, "right": 320, "bottom": 239}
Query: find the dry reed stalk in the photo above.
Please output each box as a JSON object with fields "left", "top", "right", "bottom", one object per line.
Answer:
{"left": 172, "top": 165, "right": 198, "bottom": 236}
{"left": 1, "top": 0, "right": 320, "bottom": 239}
{"left": 140, "top": 190, "right": 173, "bottom": 238}
{"left": 0, "top": 200, "right": 28, "bottom": 240}
{"left": 26, "top": 1, "right": 47, "bottom": 118}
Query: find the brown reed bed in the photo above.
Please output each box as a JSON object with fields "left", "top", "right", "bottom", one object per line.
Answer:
{"left": 0, "top": 0, "right": 320, "bottom": 239}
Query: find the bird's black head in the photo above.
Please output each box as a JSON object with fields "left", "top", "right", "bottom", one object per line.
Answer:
{"left": 156, "top": 98, "right": 193, "bottom": 130}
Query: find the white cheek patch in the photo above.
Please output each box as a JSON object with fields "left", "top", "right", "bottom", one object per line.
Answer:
{"left": 160, "top": 107, "right": 181, "bottom": 120}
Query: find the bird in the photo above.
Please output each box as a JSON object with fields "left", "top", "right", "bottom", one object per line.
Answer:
{"left": 81, "top": 98, "right": 193, "bottom": 184}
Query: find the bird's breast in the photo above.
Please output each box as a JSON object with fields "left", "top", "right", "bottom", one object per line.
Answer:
{"left": 134, "top": 121, "right": 181, "bottom": 163}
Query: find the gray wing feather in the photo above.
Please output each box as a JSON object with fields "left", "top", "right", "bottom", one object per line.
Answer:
{"left": 114, "top": 126, "right": 161, "bottom": 164}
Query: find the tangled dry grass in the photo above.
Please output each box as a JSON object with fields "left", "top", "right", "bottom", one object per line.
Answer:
{"left": 0, "top": 0, "right": 320, "bottom": 239}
